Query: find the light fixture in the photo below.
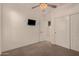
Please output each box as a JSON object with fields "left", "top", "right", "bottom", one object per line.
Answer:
{"left": 40, "top": 3, "right": 48, "bottom": 10}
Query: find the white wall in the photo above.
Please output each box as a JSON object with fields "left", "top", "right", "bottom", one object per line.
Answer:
{"left": 39, "top": 13, "right": 50, "bottom": 41}
{"left": 51, "top": 4, "right": 79, "bottom": 18}
{"left": 31, "top": 7, "right": 48, "bottom": 41}
{"left": 3, "top": 3, "right": 79, "bottom": 52}
{"left": 0, "top": 4, "right": 1, "bottom": 54}
{"left": 44, "top": 14, "right": 53, "bottom": 42}
{"left": 2, "top": 4, "right": 44, "bottom": 52}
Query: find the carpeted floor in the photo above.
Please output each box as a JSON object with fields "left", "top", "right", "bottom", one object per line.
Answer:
{"left": 1, "top": 41, "right": 79, "bottom": 56}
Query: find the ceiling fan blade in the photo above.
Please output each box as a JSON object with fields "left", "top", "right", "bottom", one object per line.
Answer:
{"left": 48, "top": 4, "right": 57, "bottom": 8}
{"left": 32, "top": 5, "right": 39, "bottom": 9}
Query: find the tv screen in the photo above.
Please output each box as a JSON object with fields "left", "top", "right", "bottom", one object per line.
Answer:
{"left": 28, "top": 19, "right": 36, "bottom": 26}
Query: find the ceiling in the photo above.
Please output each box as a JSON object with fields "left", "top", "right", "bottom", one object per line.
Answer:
{"left": 30, "top": 3, "right": 67, "bottom": 8}
{"left": 30, "top": 3, "right": 75, "bottom": 8}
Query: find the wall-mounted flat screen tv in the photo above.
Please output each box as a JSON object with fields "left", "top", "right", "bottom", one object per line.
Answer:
{"left": 28, "top": 19, "right": 36, "bottom": 26}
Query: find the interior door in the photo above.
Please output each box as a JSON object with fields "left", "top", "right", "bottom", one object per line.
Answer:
{"left": 39, "top": 13, "right": 51, "bottom": 42}
{"left": 39, "top": 19, "right": 49, "bottom": 41}
{"left": 71, "top": 13, "right": 79, "bottom": 51}
{"left": 54, "top": 16, "right": 70, "bottom": 48}
{"left": 0, "top": 4, "right": 1, "bottom": 54}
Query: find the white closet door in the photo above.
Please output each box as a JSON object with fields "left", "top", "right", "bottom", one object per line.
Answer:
{"left": 40, "top": 19, "right": 49, "bottom": 41}
{"left": 0, "top": 4, "right": 1, "bottom": 55}
{"left": 54, "top": 16, "right": 70, "bottom": 49}
{"left": 71, "top": 14, "right": 79, "bottom": 51}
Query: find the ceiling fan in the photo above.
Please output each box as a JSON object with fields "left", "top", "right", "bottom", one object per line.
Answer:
{"left": 32, "top": 3, "right": 57, "bottom": 10}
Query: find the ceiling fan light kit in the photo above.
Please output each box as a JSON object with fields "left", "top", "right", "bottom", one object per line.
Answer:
{"left": 40, "top": 3, "right": 48, "bottom": 10}
{"left": 32, "top": 3, "right": 57, "bottom": 11}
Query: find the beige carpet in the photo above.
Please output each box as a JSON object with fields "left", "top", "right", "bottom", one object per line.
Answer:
{"left": 2, "top": 41, "right": 79, "bottom": 56}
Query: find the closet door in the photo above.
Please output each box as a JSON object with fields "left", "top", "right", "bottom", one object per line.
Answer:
{"left": 71, "top": 14, "right": 79, "bottom": 51}
{"left": 0, "top": 4, "right": 1, "bottom": 55}
{"left": 40, "top": 19, "right": 49, "bottom": 41}
{"left": 54, "top": 16, "right": 70, "bottom": 48}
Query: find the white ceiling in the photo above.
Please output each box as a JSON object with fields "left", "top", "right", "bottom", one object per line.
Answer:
{"left": 30, "top": 3, "right": 69, "bottom": 8}
{"left": 28, "top": 3, "right": 66, "bottom": 15}
{"left": 7, "top": 3, "right": 74, "bottom": 14}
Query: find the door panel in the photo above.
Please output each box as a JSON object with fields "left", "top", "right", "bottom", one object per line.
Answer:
{"left": 54, "top": 16, "right": 70, "bottom": 48}
{"left": 0, "top": 4, "right": 1, "bottom": 55}
{"left": 71, "top": 14, "right": 79, "bottom": 51}
{"left": 40, "top": 19, "right": 49, "bottom": 41}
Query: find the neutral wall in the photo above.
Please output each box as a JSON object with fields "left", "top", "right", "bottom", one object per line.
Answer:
{"left": 46, "top": 13, "right": 54, "bottom": 43}
{"left": 51, "top": 4, "right": 79, "bottom": 18}
{"left": 39, "top": 13, "right": 50, "bottom": 41}
{"left": 0, "top": 4, "right": 1, "bottom": 54}
{"left": 2, "top": 4, "right": 44, "bottom": 52}
{"left": 44, "top": 13, "right": 53, "bottom": 42}
{"left": 31, "top": 7, "right": 49, "bottom": 41}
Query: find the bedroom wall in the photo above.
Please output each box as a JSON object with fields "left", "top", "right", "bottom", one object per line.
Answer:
{"left": 0, "top": 4, "right": 1, "bottom": 54}
{"left": 44, "top": 13, "right": 53, "bottom": 42}
{"left": 51, "top": 4, "right": 79, "bottom": 18}
{"left": 39, "top": 8, "right": 54, "bottom": 42}
{"left": 2, "top": 4, "right": 44, "bottom": 52}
